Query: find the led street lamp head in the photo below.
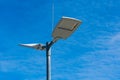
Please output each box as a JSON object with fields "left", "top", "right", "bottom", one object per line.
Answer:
{"left": 52, "top": 16, "right": 82, "bottom": 42}
{"left": 20, "top": 43, "right": 45, "bottom": 50}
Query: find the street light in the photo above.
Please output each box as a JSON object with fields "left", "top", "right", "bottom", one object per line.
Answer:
{"left": 20, "top": 16, "right": 82, "bottom": 80}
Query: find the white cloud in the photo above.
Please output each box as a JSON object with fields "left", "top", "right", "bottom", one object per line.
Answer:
{"left": 109, "top": 32, "right": 120, "bottom": 44}
{"left": 75, "top": 30, "right": 120, "bottom": 79}
{"left": 0, "top": 55, "right": 45, "bottom": 74}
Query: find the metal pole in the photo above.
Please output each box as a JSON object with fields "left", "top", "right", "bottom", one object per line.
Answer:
{"left": 46, "top": 42, "right": 51, "bottom": 80}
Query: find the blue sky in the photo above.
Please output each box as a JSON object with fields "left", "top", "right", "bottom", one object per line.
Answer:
{"left": 0, "top": 0, "right": 120, "bottom": 80}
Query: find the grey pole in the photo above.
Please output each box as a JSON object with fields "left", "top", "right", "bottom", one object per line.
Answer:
{"left": 46, "top": 42, "right": 51, "bottom": 80}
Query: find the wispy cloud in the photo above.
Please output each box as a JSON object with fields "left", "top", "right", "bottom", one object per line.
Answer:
{"left": 0, "top": 54, "right": 45, "bottom": 74}
{"left": 75, "top": 22, "right": 120, "bottom": 80}
{"left": 109, "top": 32, "right": 120, "bottom": 44}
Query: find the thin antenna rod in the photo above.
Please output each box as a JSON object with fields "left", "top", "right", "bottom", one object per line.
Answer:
{"left": 52, "top": 0, "right": 54, "bottom": 31}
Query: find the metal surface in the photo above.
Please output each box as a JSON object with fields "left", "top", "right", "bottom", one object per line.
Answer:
{"left": 46, "top": 42, "right": 51, "bottom": 80}
{"left": 45, "top": 41, "right": 54, "bottom": 80}
{"left": 19, "top": 43, "right": 45, "bottom": 50}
